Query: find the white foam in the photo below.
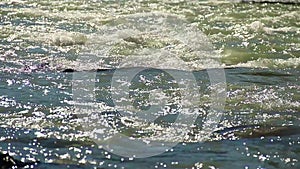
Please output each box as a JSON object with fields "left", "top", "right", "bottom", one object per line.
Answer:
{"left": 233, "top": 57, "right": 300, "bottom": 69}
{"left": 79, "top": 12, "right": 223, "bottom": 71}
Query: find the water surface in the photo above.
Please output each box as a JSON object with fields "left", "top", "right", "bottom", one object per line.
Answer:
{"left": 0, "top": 0, "right": 299, "bottom": 168}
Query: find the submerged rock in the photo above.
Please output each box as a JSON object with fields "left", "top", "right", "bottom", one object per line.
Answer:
{"left": 220, "top": 126, "right": 300, "bottom": 139}
{"left": 21, "top": 62, "right": 50, "bottom": 72}
{"left": 0, "top": 152, "right": 37, "bottom": 169}
{"left": 234, "top": 126, "right": 300, "bottom": 138}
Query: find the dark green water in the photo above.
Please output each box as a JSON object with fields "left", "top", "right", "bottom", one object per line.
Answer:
{"left": 0, "top": 0, "right": 299, "bottom": 168}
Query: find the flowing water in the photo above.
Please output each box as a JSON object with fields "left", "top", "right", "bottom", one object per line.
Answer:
{"left": 0, "top": 0, "right": 299, "bottom": 168}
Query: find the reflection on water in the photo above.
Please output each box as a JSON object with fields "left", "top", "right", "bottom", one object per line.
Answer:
{"left": 0, "top": 0, "right": 299, "bottom": 168}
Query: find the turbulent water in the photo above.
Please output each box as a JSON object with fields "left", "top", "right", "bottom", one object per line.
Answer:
{"left": 0, "top": 0, "right": 299, "bottom": 168}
